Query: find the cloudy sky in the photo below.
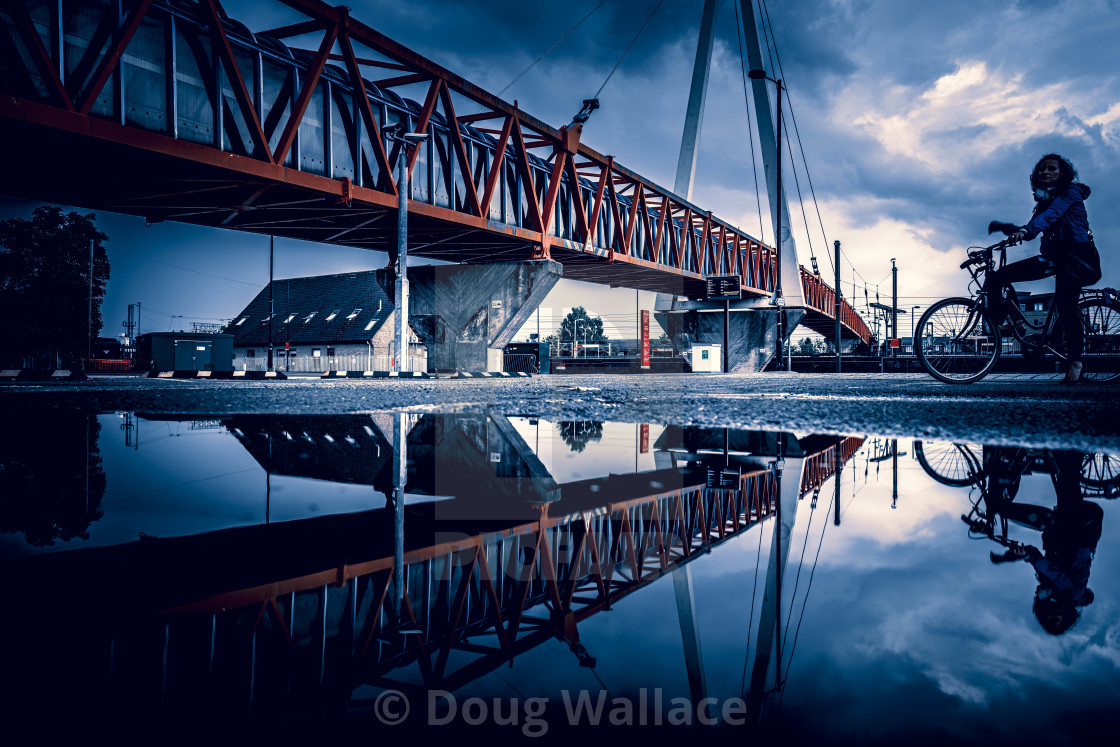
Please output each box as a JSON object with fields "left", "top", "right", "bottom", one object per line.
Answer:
{"left": 4, "top": 0, "right": 1119, "bottom": 341}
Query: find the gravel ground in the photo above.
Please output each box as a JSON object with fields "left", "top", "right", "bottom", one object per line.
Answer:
{"left": 3, "top": 371, "right": 1118, "bottom": 452}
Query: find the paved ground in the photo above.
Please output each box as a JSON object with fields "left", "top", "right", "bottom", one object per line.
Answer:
{"left": 3, "top": 371, "right": 1118, "bottom": 452}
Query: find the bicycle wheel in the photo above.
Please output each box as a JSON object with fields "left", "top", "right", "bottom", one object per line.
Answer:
{"left": 1082, "top": 452, "right": 1120, "bottom": 498}
{"left": 913, "top": 440, "right": 986, "bottom": 486}
{"left": 1078, "top": 298, "right": 1120, "bottom": 382}
{"left": 915, "top": 297, "right": 1002, "bottom": 384}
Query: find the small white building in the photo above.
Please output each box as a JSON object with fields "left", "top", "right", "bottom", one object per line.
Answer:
{"left": 225, "top": 270, "right": 425, "bottom": 372}
{"left": 690, "top": 344, "right": 722, "bottom": 372}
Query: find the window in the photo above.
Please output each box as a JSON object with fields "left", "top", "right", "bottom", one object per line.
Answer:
{"left": 283, "top": 313, "right": 296, "bottom": 324}
{"left": 235, "top": 317, "right": 248, "bottom": 326}
{"left": 303, "top": 312, "right": 317, "bottom": 323}
{"left": 325, "top": 309, "right": 340, "bottom": 321}
{"left": 312, "top": 348, "right": 321, "bottom": 358}
{"left": 327, "top": 347, "right": 336, "bottom": 357}
{"left": 364, "top": 319, "right": 376, "bottom": 331}
{"left": 246, "top": 350, "right": 255, "bottom": 358}
{"left": 1034, "top": 302, "right": 1044, "bottom": 311}
{"left": 346, "top": 308, "right": 362, "bottom": 320}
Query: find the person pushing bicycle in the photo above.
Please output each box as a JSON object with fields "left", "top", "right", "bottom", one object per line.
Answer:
{"left": 987, "top": 154, "right": 1101, "bottom": 384}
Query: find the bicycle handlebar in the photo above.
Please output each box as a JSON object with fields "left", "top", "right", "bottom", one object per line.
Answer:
{"left": 960, "top": 239, "right": 1012, "bottom": 269}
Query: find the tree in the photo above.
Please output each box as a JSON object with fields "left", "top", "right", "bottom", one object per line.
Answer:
{"left": 547, "top": 306, "right": 608, "bottom": 355}
{"left": 0, "top": 207, "right": 109, "bottom": 368}
{"left": 557, "top": 421, "right": 603, "bottom": 453}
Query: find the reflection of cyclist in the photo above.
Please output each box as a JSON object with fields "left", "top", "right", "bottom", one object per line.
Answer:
{"left": 987, "top": 154, "right": 1099, "bottom": 383}
{"left": 993, "top": 450, "right": 1103, "bottom": 635}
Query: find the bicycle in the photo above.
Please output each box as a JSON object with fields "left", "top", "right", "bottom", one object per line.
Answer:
{"left": 914, "top": 238, "right": 1120, "bottom": 383}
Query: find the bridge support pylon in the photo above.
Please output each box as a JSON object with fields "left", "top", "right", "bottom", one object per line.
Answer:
{"left": 655, "top": 298, "right": 805, "bottom": 372}
{"left": 386, "top": 260, "right": 561, "bottom": 373}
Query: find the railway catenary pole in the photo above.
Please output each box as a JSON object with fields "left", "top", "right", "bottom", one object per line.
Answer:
{"left": 835, "top": 240, "right": 842, "bottom": 372}
{"left": 268, "top": 235, "right": 274, "bottom": 371}
{"left": 891, "top": 258, "right": 898, "bottom": 358}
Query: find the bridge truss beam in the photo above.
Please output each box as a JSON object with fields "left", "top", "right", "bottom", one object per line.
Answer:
{"left": 0, "top": 0, "right": 869, "bottom": 340}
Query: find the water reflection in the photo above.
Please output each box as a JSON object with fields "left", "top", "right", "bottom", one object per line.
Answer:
{"left": 952, "top": 447, "right": 1108, "bottom": 634}
{"left": 0, "top": 412, "right": 105, "bottom": 546}
{"left": 1, "top": 415, "right": 1117, "bottom": 741}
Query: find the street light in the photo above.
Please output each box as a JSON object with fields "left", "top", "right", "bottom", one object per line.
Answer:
{"left": 385, "top": 124, "right": 429, "bottom": 373}
{"left": 747, "top": 67, "right": 787, "bottom": 370}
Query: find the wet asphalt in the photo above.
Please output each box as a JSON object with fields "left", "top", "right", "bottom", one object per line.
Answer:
{"left": 3, "top": 371, "right": 1118, "bottom": 452}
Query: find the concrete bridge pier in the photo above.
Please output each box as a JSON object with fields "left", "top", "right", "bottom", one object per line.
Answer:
{"left": 655, "top": 297, "right": 806, "bottom": 372}
{"left": 383, "top": 260, "right": 562, "bottom": 373}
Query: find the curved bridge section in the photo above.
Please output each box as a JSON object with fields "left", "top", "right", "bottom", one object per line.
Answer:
{"left": 0, "top": 0, "right": 869, "bottom": 342}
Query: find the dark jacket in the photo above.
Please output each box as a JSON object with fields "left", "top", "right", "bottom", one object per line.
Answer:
{"left": 1021, "top": 183, "right": 1092, "bottom": 260}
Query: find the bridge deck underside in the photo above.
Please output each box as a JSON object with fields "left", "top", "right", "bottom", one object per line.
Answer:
{"left": 2, "top": 117, "right": 708, "bottom": 297}
{"left": 800, "top": 313, "right": 863, "bottom": 340}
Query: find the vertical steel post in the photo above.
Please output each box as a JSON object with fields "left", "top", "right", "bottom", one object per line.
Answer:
{"left": 891, "top": 439, "right": 899, "bottom": 509}
{"left": 267, "top": 235, "right": 274, "bottom": 371}
{"left": 835, "top": 240, "right": 842, "bottom": 373}
{"left": 724, "top": 299, "right": 730, "bottom": 373}
{"left": 834, "top": 437, "right": 842, "bottom": 525}
{"left": 395, "top": 143, "right": 410, "bottom": 373}
{"left": 774, "top": 79, "right": 784, "bottom": 370}
{"left": 87, "top": 238, "right": 94, "bottom": 368}
{"left": 891, "top": 258, "right": 898, "bottom": 358}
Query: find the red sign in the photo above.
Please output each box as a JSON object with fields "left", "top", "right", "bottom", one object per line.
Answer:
{"left": 284, "top": 341, "right": 290, "bottom": 350}
{"left": 640, "top": 424, "right": 649, "bottom": 453}
{"left": 640, "top": 310, "right": 650, "bottom": 369}
{"left": 889, "top": 338, "right": 900, "bottom": 348}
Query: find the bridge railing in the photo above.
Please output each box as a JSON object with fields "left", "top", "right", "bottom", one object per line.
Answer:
{"left": 2, "top": 0, "right": 786, "bottom": 290}
{"left": 801, "top": 268, "right": 873, "bottom": 343}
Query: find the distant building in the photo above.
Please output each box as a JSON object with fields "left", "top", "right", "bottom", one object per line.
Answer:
{"left": 224, "top": 270, "right": 424, "bottom": 372}
{"left": 136, "top": 332, "right": 233, "bottom": 371}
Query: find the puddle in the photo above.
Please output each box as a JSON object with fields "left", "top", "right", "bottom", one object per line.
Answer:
{"left": 2, "top": 412, "right": 1118, "bottom": 740}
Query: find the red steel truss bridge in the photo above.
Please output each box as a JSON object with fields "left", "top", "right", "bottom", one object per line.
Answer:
{"left": 1, "top": 415, "right": 862, "bottom": 716}
{"left": 0, "top": 0, "right": 871, "bottom": 343}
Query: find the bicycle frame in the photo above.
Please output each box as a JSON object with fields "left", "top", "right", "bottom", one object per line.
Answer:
{"left": 963, "top": 240, "right": 1072, "bottom": 361}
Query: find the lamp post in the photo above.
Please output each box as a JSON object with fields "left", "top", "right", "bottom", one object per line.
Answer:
{"left": 386, "top": 125, "right": 429, "bottom": 373}
{"left": 747, "top": 68, "right": 786, "bottom": 370}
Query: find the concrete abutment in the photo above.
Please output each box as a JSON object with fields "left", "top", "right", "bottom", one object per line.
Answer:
{"left": 382, "top": 260, "right": 562, "bottom": 373}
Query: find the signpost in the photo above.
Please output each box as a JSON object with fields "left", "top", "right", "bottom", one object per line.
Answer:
{"left": 706, "top": 276, "right": 739, "bottom": 373}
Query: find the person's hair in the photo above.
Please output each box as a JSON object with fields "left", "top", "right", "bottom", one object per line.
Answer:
{"left": 1033, "top": 595, "right": 1079, "bottom": 635}
{"left": 1030, "top": 154, "right": 1078, "bottom": 191}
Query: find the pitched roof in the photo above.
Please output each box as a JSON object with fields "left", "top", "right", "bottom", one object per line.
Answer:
{"left": 224, "top": 270, "right": 393, "bottom": 346}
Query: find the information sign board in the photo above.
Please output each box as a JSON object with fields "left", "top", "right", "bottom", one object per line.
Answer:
{"left": 705, "top": 275, "right": 741, "bottom": 300}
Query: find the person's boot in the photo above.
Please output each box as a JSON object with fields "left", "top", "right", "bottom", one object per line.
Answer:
{"left": 1061, "top": 360, "right": 1084, "bottom": 385}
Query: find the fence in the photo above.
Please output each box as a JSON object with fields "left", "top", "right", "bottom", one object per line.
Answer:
{"left": 237, "top": 352, "right": 427, "bottom": 373}
{"left": 502, "top": 354, "right": 540, "bottom": 374}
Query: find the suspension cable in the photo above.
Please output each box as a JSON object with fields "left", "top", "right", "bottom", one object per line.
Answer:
{"left": 496, "top": 1, "right": 607, "bottom": 101}
{"left": 734, "top": 0, "right": 766, "bottom": 244}
{"left": 781, "top": 490, "right": 817, "bottom": 647}
{"left": 739, "top": 514, "right": 767, "bottom": 695}
{"left": 591, "top": 0, "right": 666, "bottom": 101}
{"left": 778, "top": 481, "right": 836, "bottom": 705}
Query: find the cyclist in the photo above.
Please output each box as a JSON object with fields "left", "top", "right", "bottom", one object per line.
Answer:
{"left": 987, "top": 154, "right": 1099, "bottom": 383}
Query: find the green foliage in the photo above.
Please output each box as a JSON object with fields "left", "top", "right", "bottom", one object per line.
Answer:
{"left": 557, "top": 421, "right": 603, "bottom": 453}
{"left": 552, "top": 306, "right": 608, "bottom": 346}
{"left": 0, "top": 207, "right": 109, "bottom": 367}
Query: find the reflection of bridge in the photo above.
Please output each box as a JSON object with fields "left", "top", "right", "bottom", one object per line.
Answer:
{"left": 0, "top": 0, "right": 871, "bottom": 368}
{"left": 1, "top": 413, "right": 862, "bottom": 723}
